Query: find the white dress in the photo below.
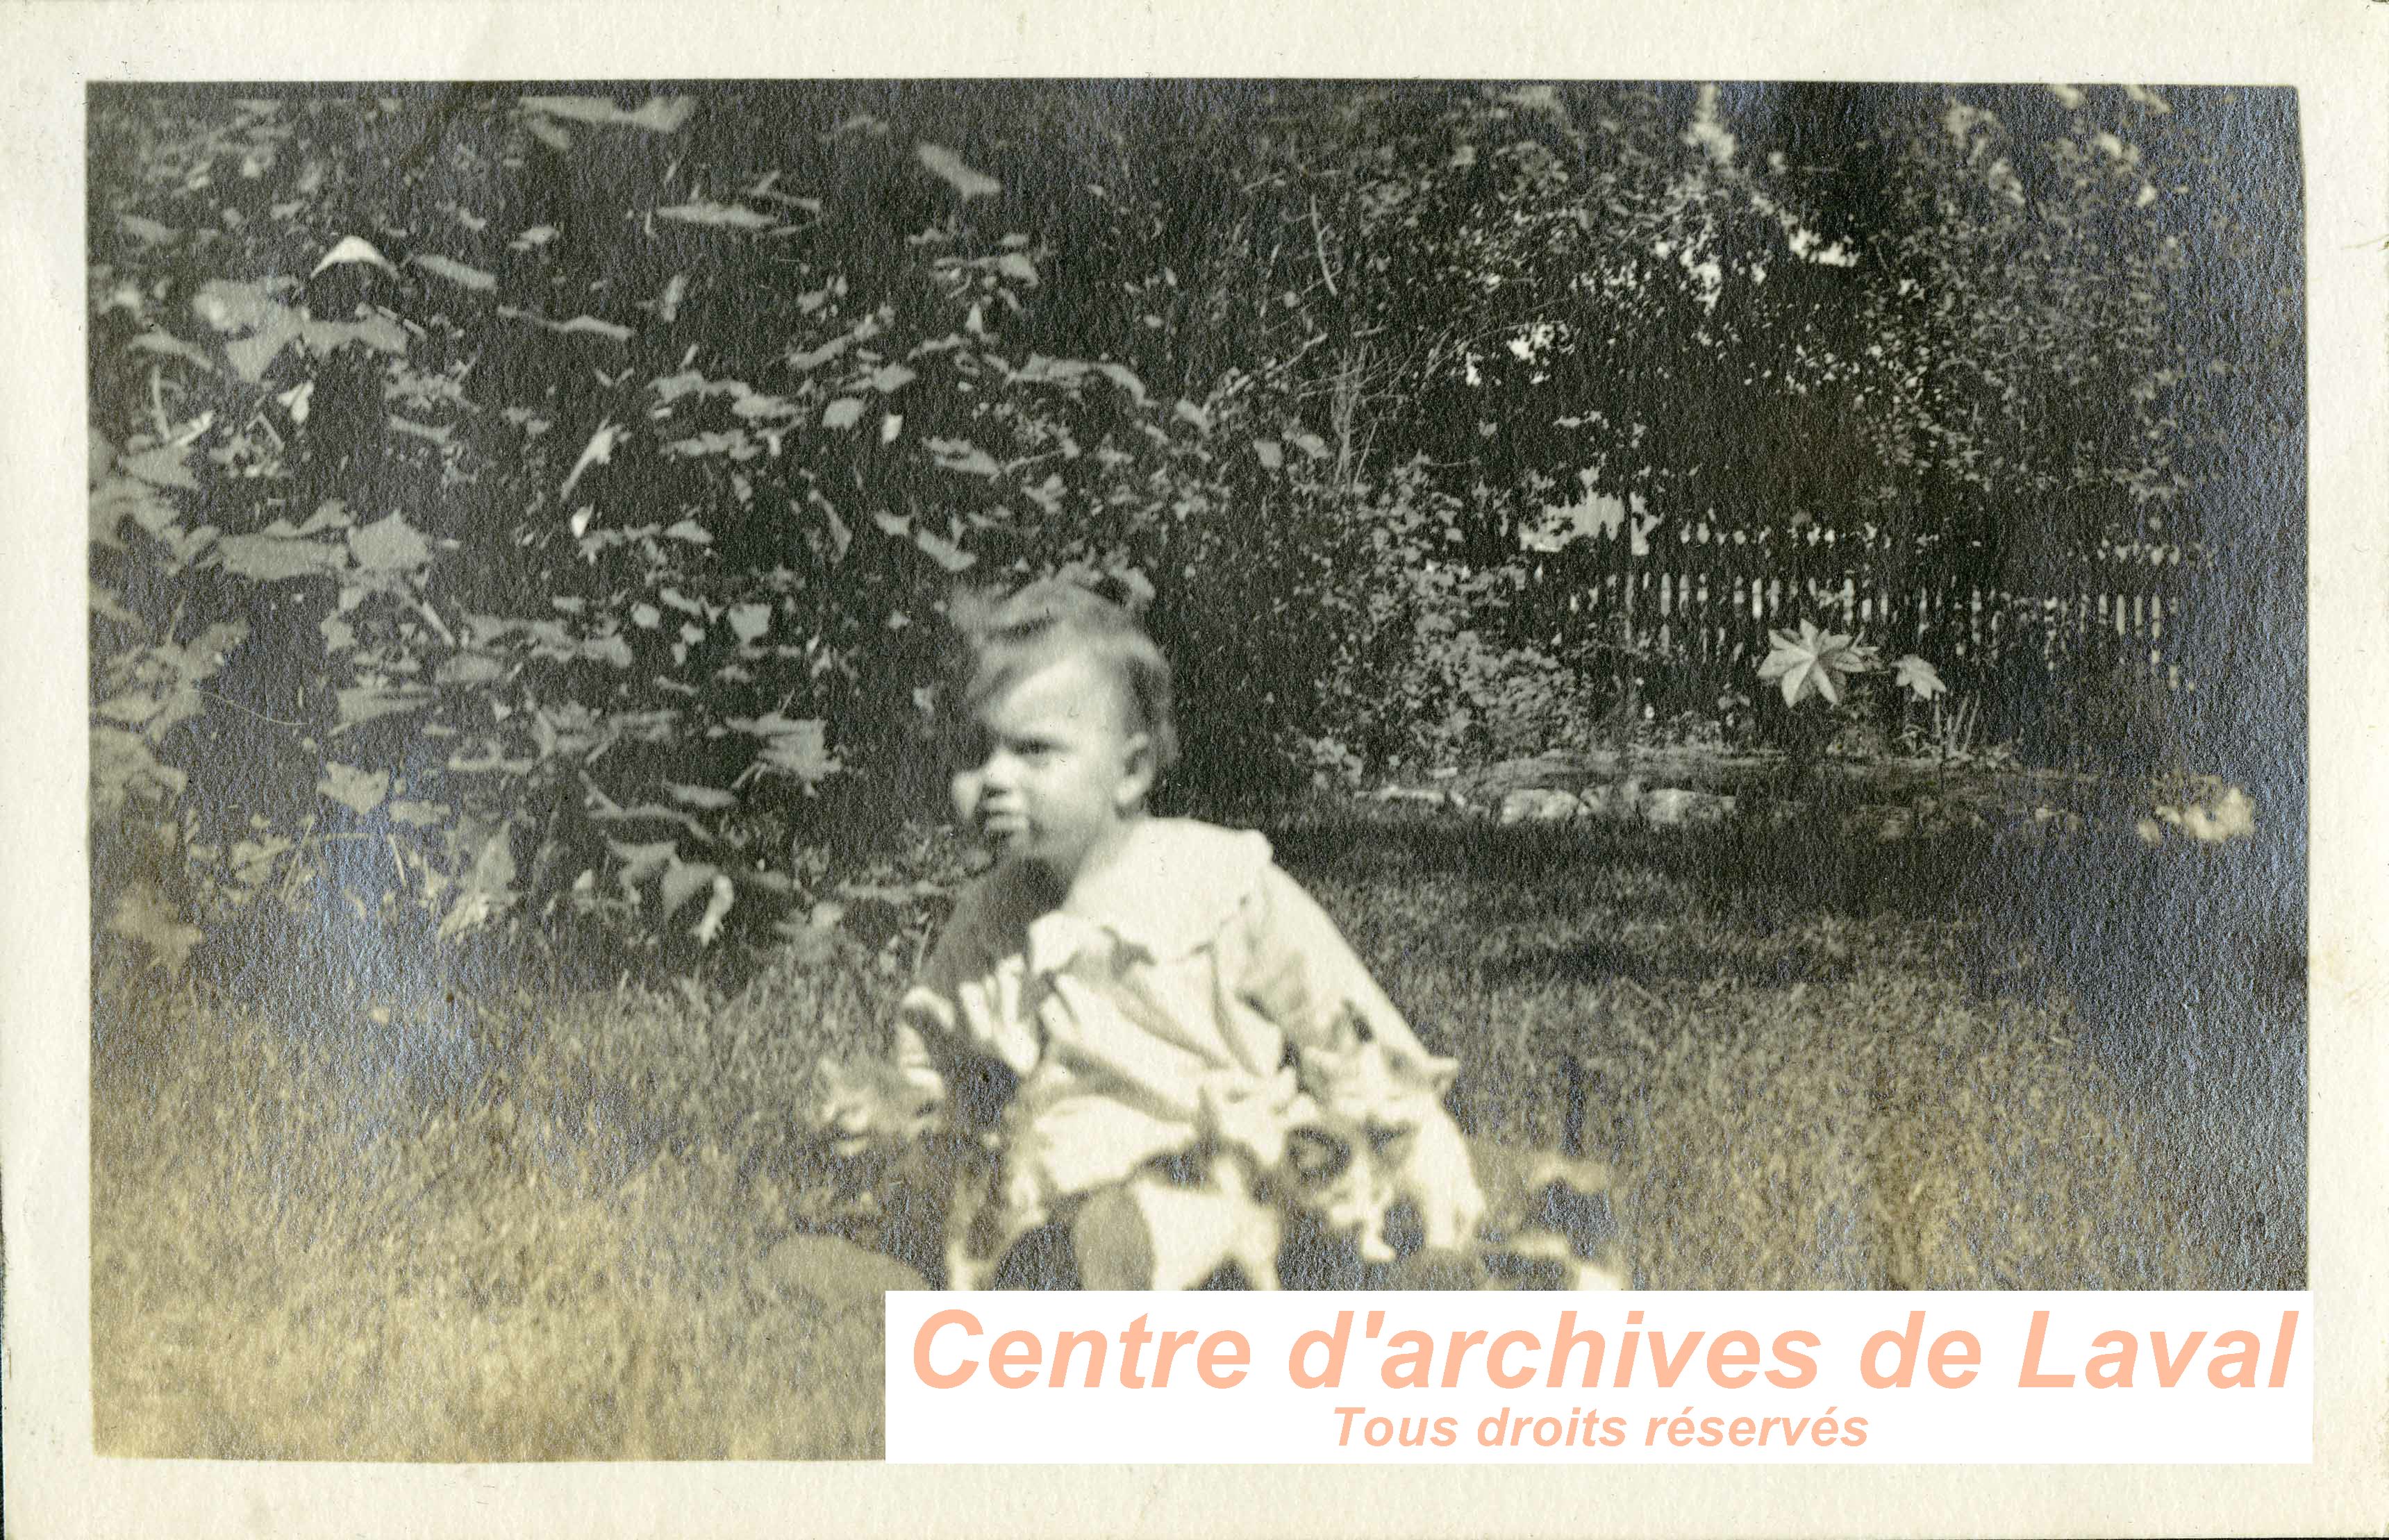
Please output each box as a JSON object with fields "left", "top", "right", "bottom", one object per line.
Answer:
{"left": 887, "top": 817, "right": 1482, "bottom": 1284}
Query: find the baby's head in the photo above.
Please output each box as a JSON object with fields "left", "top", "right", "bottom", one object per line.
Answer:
{"left": 944, "top": 578, "right": 1179, "bottom": 891}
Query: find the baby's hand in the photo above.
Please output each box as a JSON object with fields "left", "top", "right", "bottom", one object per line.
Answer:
{"left": 815, "top": 1053, "right": 942, "bottom": 1156}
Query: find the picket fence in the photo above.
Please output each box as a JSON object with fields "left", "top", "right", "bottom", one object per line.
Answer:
{"left": 1513, "top": 524, "right": 2200, "bottom": 692}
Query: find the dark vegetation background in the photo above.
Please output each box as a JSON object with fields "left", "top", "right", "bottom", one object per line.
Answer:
{"left": 86, "top": 82, "right": 2306, "bottom": 1459}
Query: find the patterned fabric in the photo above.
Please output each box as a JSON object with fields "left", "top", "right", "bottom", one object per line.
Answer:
{"left": 890, "top": 818, "right": 1481, "bottom": 1255}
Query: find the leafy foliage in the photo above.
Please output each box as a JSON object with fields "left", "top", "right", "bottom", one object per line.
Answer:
{"left": 89, "top": 83, "right": 2280, "bottom": 980}
{"left": 90, "top": 88, "right": 1280, "bottom": 969}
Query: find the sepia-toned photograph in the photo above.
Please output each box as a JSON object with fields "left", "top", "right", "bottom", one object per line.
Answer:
{"left": 85, "top": 78, "right": 2305, "bottom": 1462}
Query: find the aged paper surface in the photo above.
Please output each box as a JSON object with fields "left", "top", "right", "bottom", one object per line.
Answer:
{"left": 6, "top": 0, "right": 2385, "bottom": 1534}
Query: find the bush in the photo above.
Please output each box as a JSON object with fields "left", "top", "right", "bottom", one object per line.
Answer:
{"left": 87, "top": 87, "right": 1435, "bottom": 981}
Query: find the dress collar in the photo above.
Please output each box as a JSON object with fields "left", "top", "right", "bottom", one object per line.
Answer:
{"left": 1021, "top": 819, "right": 1272, "bottom": 973}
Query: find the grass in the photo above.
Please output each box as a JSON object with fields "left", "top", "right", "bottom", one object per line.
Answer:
{"left": 91, "top": 809, "right": 2305, "bottom": 1458}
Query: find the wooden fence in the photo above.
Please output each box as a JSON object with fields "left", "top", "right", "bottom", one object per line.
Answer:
{"left": 1512, "top": 524, "right": 2201, "bottom": 695}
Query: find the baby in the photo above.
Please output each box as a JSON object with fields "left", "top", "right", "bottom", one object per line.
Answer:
{"left": 821, "top": 577, "right": 1487, "bottom": 1289}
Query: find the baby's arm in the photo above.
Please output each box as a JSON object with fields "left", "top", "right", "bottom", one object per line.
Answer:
{"left": 1240, "top": 864, "right": 1465, "bottom": 1093}
{"left": 818, "top": 881, "right": 1023, "bottom": 1154}
{"left": 817, "top": 994, "right": 950, "bottom": 1155}
{"left": 1237, "top": 865, "right": 1486, "bottom": 1249}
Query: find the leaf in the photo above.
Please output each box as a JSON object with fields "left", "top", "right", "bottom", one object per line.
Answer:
{"left": 224, "top": 318, "right": 304, "bottom": 381}
{"left": 729, "top": 390, "right": 800, "bottom": 422}
{"left": 299, "top": 312, "right": 408, "bottom": 363}
{"left": 1172, "top": 398, "right": 1212, "bottom": 434}
{"left": 1289, "top": 430, "right": 1331, "bottom": 460}
{"left": 497, "top": 305, "right": 631, "bottom": 343}
{"left": 1251, "top": 438, "right": 1284, "bottom": 469}
{"left": 336, "top": 683, "right": 433, "bottom": 729}
{"left": 924, "top": 437, "right": 1000, "bottom": 478}
{"left": 727, "top": 603, "right": 771, "bottom": 642}
{"left": 870, "top": 362, "right": 917, "bottom": 393}
{"left": 667, "top": 782, "right": 738, "bottom": 810}
{"left": 413, "top": 253, "right": 498, "bottom": 292}
{"left": 731, "top": 714, "right": 842, "bottom": 786}
{"left": 590, "top": 796, "right": 706, "bottom": 840}
{"left": 190, "top": 279, "right": 288, "bottom": 335}
{"left": 821, "top": 397, "right": 866, "bottom": 430}
{"left": 97, "top": 691, "right": 161, "bottom": 727}
{"left": 994, "top": 251, "right": 1040, "bottom": 287}
{"left": 521, "top": 94, "right": 697, "bottom": 133}
{"left": 126, "top": 329, "right": 215, "bottom": 372}
{"left": 583, "top": 633, "right": 633, "bottom": 668}
{"left": 348, "top": 512, "right": 435, "bottom": 573}
{"left": 318, "top": 762, "right": 391, "bottom": 814}
{"left": 607, "top": 839, "right": 679, "bottom": 894}
{"left": 90, "top": 580, "right": 136, "bottom": 625}
{"left": 391, "top": 417, "right": 453, "bottom": 447}
{"left": 656, "top": 200, "right": 776, "bottom": 231}
{"left": 820, "top": 501, "right": 852, "bottom": 563}
{"left": 310, "top": 234, "right": 399, "bottom": 281}
{"left": 93, "top": 478, "right": 174, "bottom": 546}
{"left": 663, "top": 519, "right": 713, "bottom": 544}
{"left": 119, "top": 444, "right": 198, "bottom": 490}
{"left": 788, "top": 333, "right": 854, "bottom": 371}
{"left": 911, "top": 526, "right": 976, "bottom": 574}
{"left": 1014, "top": 354, "right": 1088, "bottom": 387}
{"left": 660, "top": 857, "right": 719, "bottom": 920}
{"left": 1891, "top": 655, "right": 1948, "bottom": 701}
{"left": 108, "top": 883, "right": 203, "bottom": 973}
{"left": 559, "top": 421, "right": 622, "bottom": 501}
{"left": 215, "top": 532, "right": 346, "bottom": 581}
{"left": 1094, "top": 362, "right": 1149, "bottom": 404}
{"left": 439, "top": 826, "right": 519, "bottom": 939}
{"left": 117, "top": 214, "right": 180, "bottom": 246}
{"left": 435, "top": 651, "right": 506, "bottom": 686}
{"left": 665, "top": 429, "right": 760, "bottom": 462}
{"left": 915, "top": 142, "right": 1001, "bottom": 200}
{"left": 92, "top": 728, "right": 185, "bottom": 815}
{"left": 1757, "top": 621, "right": 1875, "bottom": 709}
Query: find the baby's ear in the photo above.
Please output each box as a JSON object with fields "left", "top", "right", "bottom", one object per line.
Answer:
{"left": 1115, "top": 730, "right": 1158, "bottom": 805}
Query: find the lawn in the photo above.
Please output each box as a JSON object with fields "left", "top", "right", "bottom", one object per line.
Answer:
{"left": 90, "top": 809, "right": 2304, "bottom": 1459}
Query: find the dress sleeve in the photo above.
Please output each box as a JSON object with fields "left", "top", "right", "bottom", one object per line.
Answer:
{"left": 889, "top": 878, "right": 1029, "bottom": 1137}
{"left": 1235, "top": 862, "right": 1456, "bottom": 1098}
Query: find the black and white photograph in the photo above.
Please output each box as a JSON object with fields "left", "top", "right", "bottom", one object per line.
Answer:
{"left": 72, "top": 72, "right": 2316, "bottom": 1467}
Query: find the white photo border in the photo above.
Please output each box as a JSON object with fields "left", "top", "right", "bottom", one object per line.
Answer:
{"left": 6, "top": 2, "right": 2382, "bottom": 1535}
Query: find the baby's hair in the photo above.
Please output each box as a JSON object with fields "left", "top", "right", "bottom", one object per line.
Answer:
{"left": 947, "top": 576, "right": 1180, "bottom": 774}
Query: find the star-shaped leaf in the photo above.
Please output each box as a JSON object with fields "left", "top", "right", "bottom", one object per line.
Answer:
{"left": 1757, "top": 620, "right": 1877, "bottom": 708}
{"left": 1891, "top": 655, "right": 1949, "bottom": 702}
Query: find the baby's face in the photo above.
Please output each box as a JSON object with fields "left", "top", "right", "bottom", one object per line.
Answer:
{"left": 949, "top": 651, "right": 1151, "bottom": 891}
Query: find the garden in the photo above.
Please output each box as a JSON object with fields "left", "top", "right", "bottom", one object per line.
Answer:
{"left": 88, "top": 82, "right": 2305, "bottom": 1458}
